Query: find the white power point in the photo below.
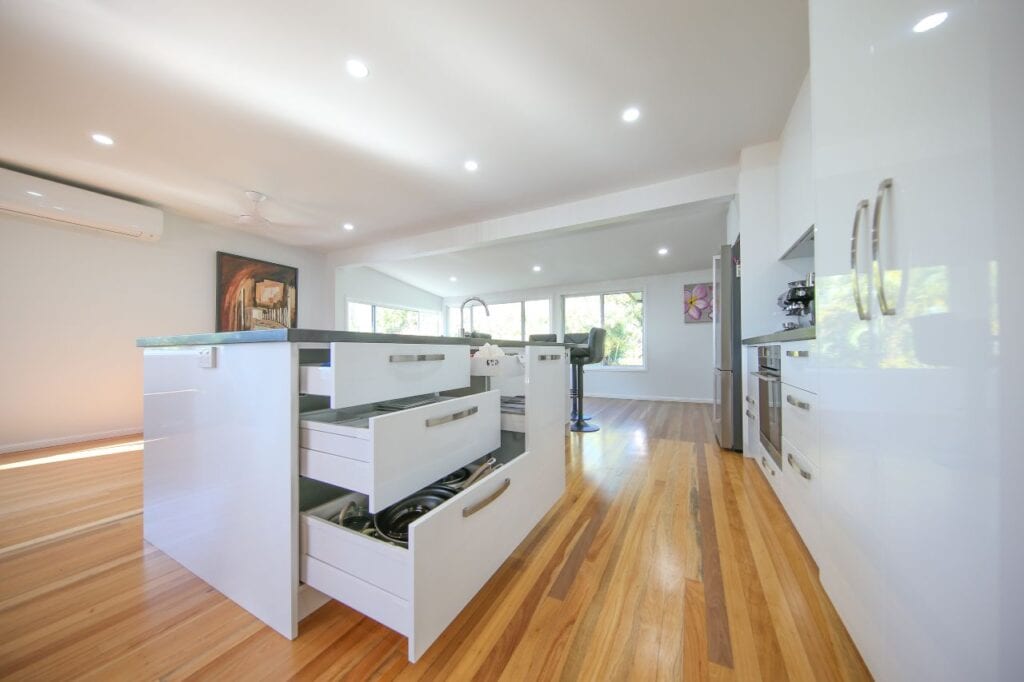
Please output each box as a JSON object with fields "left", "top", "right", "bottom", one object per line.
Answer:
{"left": 198, "top": 346, "right": 216, "bottom": 369}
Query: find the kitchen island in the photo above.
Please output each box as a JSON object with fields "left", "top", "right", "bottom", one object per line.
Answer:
{"left": 137, "top": 329, "right": 568, "bottom": 661}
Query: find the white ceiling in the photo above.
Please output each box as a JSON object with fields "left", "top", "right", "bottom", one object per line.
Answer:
{"left": 371, "top": 200, "right": 729, "bottom": 297}
{"left": 0, "top": 1, "right": 806, "bottom": 250}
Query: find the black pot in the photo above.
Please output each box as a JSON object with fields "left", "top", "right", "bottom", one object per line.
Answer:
{"left": 373, "top": 485, "right": 459, "bottom": 546}
{"left": 435, "top": 467, "right": 471, "bottom": 486}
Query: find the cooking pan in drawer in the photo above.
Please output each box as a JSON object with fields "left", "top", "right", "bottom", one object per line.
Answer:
{"left": 374, "top": 485, "right": 459, "bottom": 547}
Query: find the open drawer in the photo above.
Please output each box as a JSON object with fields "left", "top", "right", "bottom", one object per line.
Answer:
{"left": 301, "top": 432, "right": 557, "bottom": 662}
{"left": 300, "top": 390, "right": 500, "bottom": 512}
{"left": 300, "top": 342, "right": 471, "bottom": 409}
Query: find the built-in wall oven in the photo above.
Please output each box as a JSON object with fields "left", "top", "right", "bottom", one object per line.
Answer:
{"left": 755, "top": 346, "right": 782, "bottom": 469}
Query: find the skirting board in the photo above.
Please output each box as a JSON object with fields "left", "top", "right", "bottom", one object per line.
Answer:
{"left": 0, "top": 426, "right": 142, "bottom": 455}
{"left": 585, "top": 393, "right": 712, "bottom": 404}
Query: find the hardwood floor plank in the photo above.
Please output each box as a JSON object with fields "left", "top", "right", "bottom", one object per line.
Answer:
{"left": 0, "top": 400, "right": 871, "bottom": 681}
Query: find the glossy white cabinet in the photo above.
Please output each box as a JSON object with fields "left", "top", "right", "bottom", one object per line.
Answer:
{"left": 810, "top": 2, "right": 1013, "bottom": 679}
{"left": 776, "top": 73, "right": 814, "bottom": 257}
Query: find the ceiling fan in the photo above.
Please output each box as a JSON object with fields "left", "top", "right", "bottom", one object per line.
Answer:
{"left": 236, "top": 190, "right": 270, "bottom": 226}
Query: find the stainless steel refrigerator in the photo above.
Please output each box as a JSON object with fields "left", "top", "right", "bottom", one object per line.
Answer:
{"left": 712, "top": 241, "right": 742, "bottom": 450}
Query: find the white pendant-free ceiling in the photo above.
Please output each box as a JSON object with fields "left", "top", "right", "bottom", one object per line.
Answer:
{"left": 0, "top": 1, "right": 807, "bottom": 250}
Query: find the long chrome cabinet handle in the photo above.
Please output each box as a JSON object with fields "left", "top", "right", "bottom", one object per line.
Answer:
{"left": 787, "top": 453, "right": 813, "bottom": 480}
{"left": 850, "top": 199, "right": 871, "bottom": 321}
{"left": 538, "top": 354, "right": 562, "bottom": 361}
{"left": 785, "top": 350, "right": 809, "bottom": 358}
{"left": 390, "top": 353, "right": 445, "bottom": 363}
{"left": 462, "top": 477, "right": 510, "bottom": 517}
{"left": 786, "top": 394, "right": 811, "bottom": 411}
{"left": 425, "top": 406, "right": 478, "bottom": 427}
{"left": 872, "top": 178, "right": 896, "bottom": 316}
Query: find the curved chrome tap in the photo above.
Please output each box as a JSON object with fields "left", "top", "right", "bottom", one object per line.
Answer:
{"left": 459, "top": 297, "right": 490, "bottom": 337}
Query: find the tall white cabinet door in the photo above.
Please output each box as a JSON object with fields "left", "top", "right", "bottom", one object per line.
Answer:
{"left": 811, "top": 2, "right": 1004, "bottom": 680}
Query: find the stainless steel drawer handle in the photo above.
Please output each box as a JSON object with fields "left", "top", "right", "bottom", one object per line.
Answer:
{"left": 785, "top": 350, "right": 809, "bottom": 358}
{"left": 786, "top": 394, "right": 811, "bottom": 411}
{"left": 389, "top": 353, "right": 445, "bottom": 363}
{"left": 538, "top": 354, "right": 562, "bottom": 361}
{"left": 746, "top": 409, "right": 755, "bottom": 419}
{"left": 425, "top": 406, "right": 478, "bottom": 428}
{"left": 462, "top": 477, "right": 510, "bottom": 517}
{"left": 872, "top": 178, "right": 896, "bottom": 316}
{"left": 788, "top": 453, "right": 813, "bottom": 480}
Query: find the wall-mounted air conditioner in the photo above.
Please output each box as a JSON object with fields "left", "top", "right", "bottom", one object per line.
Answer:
{"left": 0, "top": 167, "right": 164, "bottom": 241}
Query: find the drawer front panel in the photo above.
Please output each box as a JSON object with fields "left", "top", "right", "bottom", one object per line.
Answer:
{"left": 408, "top": 450, "right": 548, "bottom": 661}
{"left": 302, "top": 555, "right": 411, "bottom": 636}
{"left": 300, "top": 448, "right": 372, "bottom": 496}
{"left": 524, "top": 347, "right": 567, "bottom": 434}
{"left": 781, "top": 437, "right": 820, "bottom": 561}
{"left": 369, "top": 390, "right": 500, "bottom": 512}
{"left": 329, "top": 343, "right": 470, "bottom": 409}
{"left": 780, "top": 340, "right": 817, "bottom": 394}
{"left": 781, "top": 384, "right": 818, "bottom": 465}
{"left": 301, "top": 505, "right": 409, "bottom": 599}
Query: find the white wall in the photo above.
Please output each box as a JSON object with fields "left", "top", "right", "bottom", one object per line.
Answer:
{"left": 334, "top": 266, "right": 443, "bottom": 330}
{"left": 0, "top": 211, "right": 333, "bottom": 453}
{"left": 443, "top": 269, "right": 715, "bottom": 402}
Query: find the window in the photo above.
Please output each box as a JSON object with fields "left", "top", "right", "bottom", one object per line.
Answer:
{"left": 445, "top": 298, "right": 552, "bottom": 340}
{"left": 347, "top": 301, "right": 441, "bottom": 336}
{"left": 563, "top": 291, "right": 644, "bottom": 367}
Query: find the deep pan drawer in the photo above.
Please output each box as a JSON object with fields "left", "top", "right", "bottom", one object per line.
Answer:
{"left": 300, "top": 342, "right": 471, "bottom": 409}
{"left": 781, "top": 384, "right": 818, "bottom": 465}
{"left": 780, "top": 437, "right": 820, "bottom": 562}
{"left": 300, "top": 390, "right": 501, "bottom": 512}
{"left": 780, "top": 340, "right": 817, "bottom": 394}
{"left": 300, "top": 443, "right": 553, "bottom": 662}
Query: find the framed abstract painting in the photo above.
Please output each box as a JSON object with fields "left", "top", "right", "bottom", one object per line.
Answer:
{"left": 683, "top": 282, "right": 713, "bottom": 323}
{"left": 216, "top": 252, "right": 298, "bottom": 331}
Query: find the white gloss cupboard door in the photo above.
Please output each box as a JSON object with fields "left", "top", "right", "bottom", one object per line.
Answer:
{"left": 811, "top": 2, "right": 1010, "bottom": 680}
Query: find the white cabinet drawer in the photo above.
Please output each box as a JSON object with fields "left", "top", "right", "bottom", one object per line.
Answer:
{"left": 780, "top": 340, "right": 817, "bottom": 394}
{"left": 300, "top": 343, "right": 471, "bottom": 409}
{"left": 781, "top": 437, "right": 820, "bottom": 562}
{"left": 300, "top": 391, "right": 501, "bottom": 512}
{"left": 300, "top": 445, "right": 554, "bottom": 662}
{"left": 781, "top": 384, "right": 818, "bottom": 465}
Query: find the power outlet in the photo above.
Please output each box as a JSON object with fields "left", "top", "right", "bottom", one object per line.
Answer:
{"left": 197, "top": 346, "right": 216, "bottom": 369}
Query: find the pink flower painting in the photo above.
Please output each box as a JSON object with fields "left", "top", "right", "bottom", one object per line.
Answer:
{"left": 684, "top": 282, "right": 713, "bottom": 323}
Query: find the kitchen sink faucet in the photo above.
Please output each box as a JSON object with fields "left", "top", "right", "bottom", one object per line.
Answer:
{"left": 459, "top": 297, "right": 489, "bottom": 337}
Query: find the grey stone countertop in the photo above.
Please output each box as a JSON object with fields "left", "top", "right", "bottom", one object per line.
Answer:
{"left": 137, "top": 328, "right": 569, "bottom": 348}
{"left": 741, "top": 327, "right": 816, "bottom": 345}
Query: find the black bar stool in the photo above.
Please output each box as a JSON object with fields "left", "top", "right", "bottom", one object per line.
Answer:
{"left": 568, "top": 328, "right": 606, "bottom": 433}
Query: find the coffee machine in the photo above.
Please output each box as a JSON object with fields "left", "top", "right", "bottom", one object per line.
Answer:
{"left": 777, "top": 273, "right": 815, "bottom": 329}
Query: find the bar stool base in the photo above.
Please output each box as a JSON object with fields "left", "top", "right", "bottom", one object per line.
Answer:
{"left": 570, "top": 421, "right": 600, "bottom": 433}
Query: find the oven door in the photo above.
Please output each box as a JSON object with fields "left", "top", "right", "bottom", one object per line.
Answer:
{"left": 756, "top": 372, "right": 782, "bottom": 469}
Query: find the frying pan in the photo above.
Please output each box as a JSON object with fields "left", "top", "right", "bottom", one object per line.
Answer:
{"left": 373, "top": 484, "right": 459, "bottom": 546}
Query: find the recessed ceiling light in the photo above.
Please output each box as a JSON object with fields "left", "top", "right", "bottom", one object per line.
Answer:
{"left": 621, "top": 107, "right": 641, "bottom": 123}
{"left": 26, "top": 190, "right": 43, "bottom": 197}
{"left": 342, "top": 222, "right": 355, "bottom": 231}
{"left": 91, "top": 132, "right": 114, "bottom": 146}
{"left": 658, "top": 247, "right": 669, "bottom": 256}
{"left": 464, "top": 160, "right": 479, "bottom": 172}
{"left": 449, "top": 276, "right": 458, "bottom": 282}
{"left": 53, "top": 206, "right": 65, "bottom": 211}
{"left": 913, "top": 11, "right": 947, "bottom": 32}
{"left": 532, "top": 265, "right": 542, "bottom": 272}
{"left": 345, "top": 59, "right": 369, "bottom": 79}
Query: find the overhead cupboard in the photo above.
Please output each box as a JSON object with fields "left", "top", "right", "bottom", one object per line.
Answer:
{"left": 139, "top": 332, "right": 567, "bottom": 664}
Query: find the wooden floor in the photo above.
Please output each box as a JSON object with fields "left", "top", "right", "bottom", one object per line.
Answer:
{"left": 0, "top": 399, "right": 870, "bottom": 681}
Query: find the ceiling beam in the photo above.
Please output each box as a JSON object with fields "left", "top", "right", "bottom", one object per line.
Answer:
{"left": 327, "top": 165, "right": 738, "bottom": 267}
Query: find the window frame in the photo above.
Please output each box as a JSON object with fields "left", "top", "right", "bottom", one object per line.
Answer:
{"left": 446, "top": 297, "right": 553, "bottom": 341}
{"left": 561, "top": 288, "right": 647, "bottom": 371}
{"left": 346, "top": 298, "right": 442, "bottom": 336}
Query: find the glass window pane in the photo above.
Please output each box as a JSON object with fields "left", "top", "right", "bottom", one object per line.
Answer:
{"left": 418, "top": 310, "right": 441, "bottom": 336}
{"left": 472, "top": 302, "right": 522, "bottom": 340}
{"left": 375, "top": 305, "right": 420, "bottom": 335}
{"left": 564, "top": 295, "right": 601, "bottom": 335}
{"left": 603, "top": 292, "right": 644, "bottom": 366}
{"left": 524, "top": 299, "right": 550, "bottom": 339}
{"left": 446, "top": 306, "right": 461, "bottom": 336}
{"left": 348, "top": 301, "right": 373, "bottom": 332}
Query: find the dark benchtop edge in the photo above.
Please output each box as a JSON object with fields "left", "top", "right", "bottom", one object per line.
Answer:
{"left": 137, "top": 329, "right": 569, "bottom": 348}
{"left": 741, "top": 327, "right": 816, "bottom": 345}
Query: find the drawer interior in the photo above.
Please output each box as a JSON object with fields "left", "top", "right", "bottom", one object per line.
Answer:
{"left": 301, "top": 393, "right": 459, "bottom": 432}
{"left": 300, "top": 430, "right": 528, "bottom": 550}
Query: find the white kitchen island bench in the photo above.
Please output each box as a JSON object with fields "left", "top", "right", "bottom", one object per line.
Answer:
{"left": 136, "top": 329, "right": 568, "bottom": 662}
